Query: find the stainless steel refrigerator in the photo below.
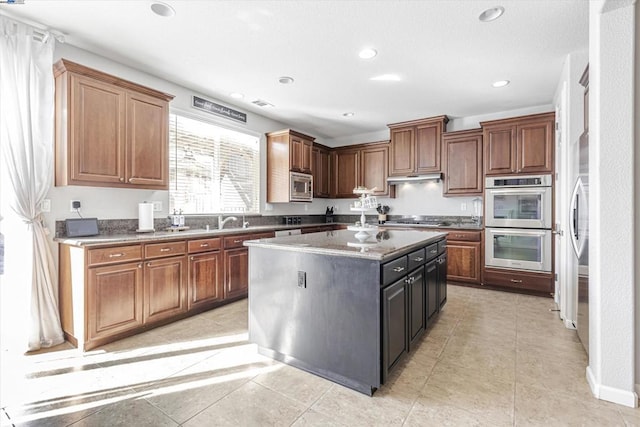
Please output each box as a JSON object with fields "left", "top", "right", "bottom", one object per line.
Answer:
{"left": 571, "top": 130, "right": 589, "bottom": 354}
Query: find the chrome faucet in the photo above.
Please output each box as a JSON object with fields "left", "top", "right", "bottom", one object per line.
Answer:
{"left": 242, "top": 215, "right": 249, "bottom": 228}
{"left": 218, "top": 215, "right": 238, "bottom": 230}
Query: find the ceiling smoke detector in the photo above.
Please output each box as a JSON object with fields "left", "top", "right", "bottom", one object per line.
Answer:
{"left": 278, "top": 76, "right": 294, "bottom": 84}
{"left": 479, "top": 6, "right": 504, "bottom": 22}
{"left": 151, "top": 2, "right": 175, "bottom": 17}
{"left": 358, "top": 48, "right": 377, "bottom": 59}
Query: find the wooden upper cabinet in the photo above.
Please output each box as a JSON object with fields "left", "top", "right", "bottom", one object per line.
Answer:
{"left": 266, "top": 129, "right": 315, "bottom": 202}
{"left": 388, "top": 116, "right": 448, "bottom": 176}
{"left": 331, "top": 141, "right": 395, "bottom": 198}
{"left": 331, "top": 148, "right": 359, "bottom": 198}
{"left": 442, "top": 129, "right": 483, "bottom": 196}
{"left": 481, "top": 112, "right": 555, "bottom": 176}
{"left": 54, "top": 58, "right": 174, "bottom": 189}
{"left": 312, "top": 144, "right": 331, "bottom": 198}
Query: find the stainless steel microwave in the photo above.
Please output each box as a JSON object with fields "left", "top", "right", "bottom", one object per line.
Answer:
{"left": 290, "top": 172, "right": 313, "bottom": 202}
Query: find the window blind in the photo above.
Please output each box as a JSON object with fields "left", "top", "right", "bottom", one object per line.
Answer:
{"left": 169, "top": 114, "right": 260, "bottom": 214}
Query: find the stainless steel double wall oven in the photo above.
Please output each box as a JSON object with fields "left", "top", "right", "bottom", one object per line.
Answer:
{"left": 484, "top": 174, "right": 553, "bottom": 272}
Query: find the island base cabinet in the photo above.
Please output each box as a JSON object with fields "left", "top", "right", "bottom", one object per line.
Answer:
{"left": 382, "top": 278, "right": 408, "bottom": 382}
{"left": 437, "top": 253, "right": 447, "bottom": 309}
{"left": 408, "top": 266, "right": 425, "bottom": 350}
{"left": 87, "top": 261, "right": 144, "bottom": 343}
{"left": 143, "top": 255, "right": 187, "bottom": 324}
{"left": 425, "top": 260, "right": 438, "bottom": 323}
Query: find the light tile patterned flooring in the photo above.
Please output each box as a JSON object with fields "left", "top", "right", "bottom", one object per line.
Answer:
{"left": 1, "top": 285, "right": 639, "bottom": 426}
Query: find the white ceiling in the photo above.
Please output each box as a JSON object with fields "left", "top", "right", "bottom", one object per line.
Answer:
{"left": 1, "top": 0, "right": 589, "bottom": 140}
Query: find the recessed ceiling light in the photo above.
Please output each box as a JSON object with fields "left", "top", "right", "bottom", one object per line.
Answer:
{"left": 370, "top": 74, "right": 401, "bottom": 82}
{"left": 492, "top": 80, "right": 510, "bottom": 88}
{"left": 343, "top": 112, "right": 355, "bottom": 117}
{"left": 358, "top": 48, "right": 377, "bottom": 59}
{"left": 479, "top": 6, "right": 504, "bottom": 22}
{"left": 150, "top": 1, "right": 175, "bottom": 17}
{"left": 278, "top": 76, "right": 294, "bottom": 84}
{"left": 230, "top": 92, "right": 244, "bottom": 99}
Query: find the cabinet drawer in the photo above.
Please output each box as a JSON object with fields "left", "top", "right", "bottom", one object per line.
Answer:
{"left": 224, "top": 232, "right": 274, "bottom": 249}
{"left": 438, "top": 239, "right": 447, "bottom": 254}
{"left": 144, "top": 241, "right": 186, "bottom": 259}
{"left": 188, "top": 237, "right": 221, "bottom": 254}
{"left": 407, "top": 248, "right": 426, "bottom": 271}
{"left": 447, "top": 231, "right": 481, "bottom": 242}
{"left": 88, "top": 245, "right": 142, "bottom": 266}
{"left": 382, "top": 256, "right": 408, "bottom": 286}
{"left": 483, "top": 268, "right": 553, "bottom": 293}
{"left": 425, "top": 243, "right": 439, "bottom": 260}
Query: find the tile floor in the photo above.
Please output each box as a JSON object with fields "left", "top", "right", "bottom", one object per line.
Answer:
{"left": 1, "top": 285, "right": 638, "bottom": 426}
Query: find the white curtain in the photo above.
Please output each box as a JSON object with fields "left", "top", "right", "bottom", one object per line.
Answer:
{"left": 0, "top": 16, "right": 64, "bottom": 351}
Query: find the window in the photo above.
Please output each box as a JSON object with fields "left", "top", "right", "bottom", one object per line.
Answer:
{"left": 169, "top": 113, "right": 260, "bottom": 214}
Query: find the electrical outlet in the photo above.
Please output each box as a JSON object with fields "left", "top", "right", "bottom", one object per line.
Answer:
{"left": 152, "top": 201, "right": 162, "bottom": 212}
{"left": 70, "top": 200, "right": 81, "bottom": 212}
{"left": 297, "top": 271, "right": 306, "bottom": 288}
{"left": 40, "top": 199, "right": 51, "bottom": 212}
{"left": 460, "top": 202, "right": 467, "bottom": 211}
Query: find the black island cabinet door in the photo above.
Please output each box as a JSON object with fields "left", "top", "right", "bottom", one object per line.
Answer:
{"left": 425, "top": 259, "right": 438, "bottom": 325}
{"left": 382, "top": 278, "right": 408, "bottom": 382}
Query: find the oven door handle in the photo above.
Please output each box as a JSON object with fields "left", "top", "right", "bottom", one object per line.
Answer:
{"left": 487, "top": 188, "right": 548, "bottom": 195}
{"left": 489, "top": 228, "right": 548, "bottom": 237}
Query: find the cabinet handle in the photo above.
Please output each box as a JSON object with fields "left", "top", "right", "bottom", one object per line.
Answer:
{"left": 413, "top": 257, "right": 424, "bottom": 262}
{"left": 455, "top": 234, "right": 464, "bottom": 238}
{"left": 128, "top": 178, "right": 134, "bottom": 183}
{"left": 190, "top": 256, "right": 194, "bottom": 260}
{"left": 233, "top": 239, "right": 242, "bottom": 243}
{"left": 138, "top": 263, "right": 142, "bottom": 268}
{"left": 147, "top": 262, "right": 151, "bottom": 267}
{"left": 119, "top": 177, "right": 124, "bottom": 182}
{"left": 160, "top": 248, "right": 171, "bottom": 252}
{"left": 510, "top": 279, "right": 523, "bottom": 283}
{"left": 430, "top": 249, "right": 437, "bottom": 254}
{"left": 109, "top": 253, "right": 124, "bottom": 258}
{"left": 200, "top": 243, "right": 209, "bottom": 247}
{"left": 392, "top": 266, "right": 405, "bottom": 273}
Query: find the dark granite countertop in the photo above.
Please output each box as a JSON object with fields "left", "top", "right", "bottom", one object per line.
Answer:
{"left": 243, "top": 229, "right": 447, "bottom": 261}
{"left": 381, "top": 222, "right": 483, "bottom": 231}
{"left": 54, "top": 223, "right": 338, "bottom": 247}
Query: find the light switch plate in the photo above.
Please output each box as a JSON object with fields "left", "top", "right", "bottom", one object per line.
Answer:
{"left": 40, "top": 199, "right": 51, "bottom": 212}
{"left": 152, "top": 201, "right": 162, "bottom": 212}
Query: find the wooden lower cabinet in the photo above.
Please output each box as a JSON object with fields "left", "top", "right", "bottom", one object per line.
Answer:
{"left": 188, "top": 251, "right": 224, "bottom": 310}
{"left": 87, "top": 261, "right": 143, "bottom": 342}
{"left": 446, "top": 241, "right": 481, "bottom": 283}
{"left": 224, "top": 247, "right": 249, "bottom": 300}
{"left": 144, "top": 255, "right": 188, "bottom": 324}
{"left": 482, "top": 267, "right": 554, "bottom": 294}
{"left": 59, "top": 230, "right": 275, "bottom": 351}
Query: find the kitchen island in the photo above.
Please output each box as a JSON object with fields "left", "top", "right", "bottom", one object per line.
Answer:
{"left": 244, "top": 229, "right": 447, "bottom": 395}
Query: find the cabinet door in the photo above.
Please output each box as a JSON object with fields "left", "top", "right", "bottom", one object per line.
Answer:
{"left": 87, "top": 261, "right": 143, "bottom": 341}
{"left": 425, "top": 259, "right": 438, "bottom": 324}
{"left": 446, "top": 241, "right": 481, "bottom": 283}
{"left": 127, "top": 91, "right": 169, "bottom": 188}
{"left": 415, "top": 123, "right": 441, "bottom": 173}
{"left": 301, "top": 140, "right": 313, "bottom": 173}
{"left": 484, "top": 125, "right": 516, "bottom": 175}
{"left": 516, "top": 118, "right": 553, "bottom": 173}
{"left": 224, "top": 247, "right": 249, "bottom": 300}
{"left": 290, "top": 136, "right": 305, "bottom": 172}
{"left": 188, "top": 251, "right": 223, "bottom": 310}
{"left": 360, "top": 145, "right": 390, "bottom": 197}
{"left": 70, "top": 74, "right": 126, "bottom": 185}
{"left": 408, "top": 266, "right": 425, "bottom": 350}
{"left": 389, "top": 128, "right": 414, "bottom": 176}
{"left": 442, "top": 131, "right": 483, "bottom": 196}
{"left": 437, "top": 254, "right": 448, "bottom": 309}
{"left": 382, "top": 278, "right": 408, "bottom": 382}
{"left": 144, "top": 255, "right": 187, "bottom": 323}
{"left": 312, "top": 146, "right": 331, "bottom": 198}
{"left": 331, "top": 149, "right": 359, "bottom": 198}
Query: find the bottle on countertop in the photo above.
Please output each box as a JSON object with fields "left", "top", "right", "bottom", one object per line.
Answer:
{"left": 178, "top": 209, "right": 185, "bottom": 227}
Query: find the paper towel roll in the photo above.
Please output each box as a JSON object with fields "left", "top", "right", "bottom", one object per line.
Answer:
{"left": 138, "top": 202, "right": 154, "bottom": 232}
